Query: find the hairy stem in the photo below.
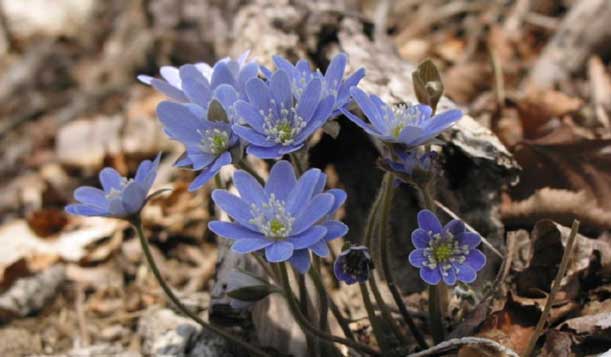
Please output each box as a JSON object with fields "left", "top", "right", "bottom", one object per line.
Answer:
{"left": 132, "top": 219, "right": 271, "bottom": 357}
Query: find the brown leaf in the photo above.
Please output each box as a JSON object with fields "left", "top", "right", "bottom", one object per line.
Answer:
{"left": 25, "top": 208, "right": 68, "bottom": 238}
{"left": 502, "top": 189, "right": 611, "bottom": 232}
{"left": 443, "top": 61, "right": 491, "bottom": 103}
{"left": 514, "top": 220, "right": 611, "bottom": 296}
{"left": 516, "top": 88, "right": 583, "bottom": 137}
{"left": 506, "top": 123, "right": 611, "bottom": 231}
{"left": 540, "top": 330, "right": 573, "bottom": 357}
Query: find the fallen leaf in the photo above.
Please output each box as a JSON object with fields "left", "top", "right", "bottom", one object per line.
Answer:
{"left": 540, "top": 330, "right": 573, "bottom": 357}
{"left": 516, "top": 88, "right": 583, "bottom": 137}
{"left": 25, "top": 208, "right": 68, "bottom": 238}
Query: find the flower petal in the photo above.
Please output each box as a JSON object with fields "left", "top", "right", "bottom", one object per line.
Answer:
{"left": 245, "top": 78, "right": 272, "bottom": 115}
{"left": 65, "top": 204, "right": 109, "bottom": 217}
{"left": 150, "top": 78, "right": 188, "bottom": 102}
{"left": 442, "top": 268, "right": 457, "bottom": 286}
{"left": 270, "top": 70, "right": 292, "bottom": 110}
{"left": 288, "top": 226, "right": 327, "bottom": 250}
{"left": 455, "top": 264, "right": 477, "bottom": 283}
{"left": 340, "top": 108, "right": 383, "bottom": 137}
{"left": 74, "top": 187, "right": 108, "bottom": 209}
{"left": 265, "top": 160, "right": 297, "bottom": 201}
{"left": 232, "top": 238, "right": 272, "bottom": 254}
{"left": 466, "top": 249, "right": 486, "bottom": 271}
{"left": 211, "top": 189, "right": 255, "bottom": 229}
{"left": 350, "top": 87, "right": 385, "bottom": 132}
{"left": 265, "top": 241, "right": 294, "bottom": 262}
{"left": 411, "top": 228, "right": 431, "bottom": 249}
{"left": 233, "top": 170, "right": 266, "bottom": 206}
{"left": 289, "top": 249, "right": 311, "bottom": 274}
{"left": 310, "top": 239, "right": 330, "bottom": 257}
{"left": 286, "top": 168, "right": 322, "bottom": 215}
{"left": 327, "top": 189, "right": 346, "bottom": 215}
{"left": 188, "top": 152, "right": 232, "bottom": 191}
{"left": 323, "top": 220, "right": 348, "bottom": 241}
{"left": 291, "top": 194, "right": 334, "bottom": 235}
{"left": 419, "top": 266, "right": 441, "bottom": 285}
{"left": 296, "top": 79, "right": 322, "bottom": 121}
{"left": 324, "top": 53, "right": 346, "bottom": 87}
{"left": 408, "top": 249, "right": 428, "bottom": 268}
{"left": 235, "top": 100, "right": 266, "bottom": 132}
{"left": 208, "top": 221, "right": 264, "bottom": 240}
{"left": 456, "top": 232, "right": 481, "bottom": 249}
{"left": 122, "top": 182, "right": 147, "bottom": 214}
{"left": 99, "top": 168, "right": 123, "bottom": 192}
{"left": 232, "top": 125, "right": 274, "bottom": 147}
{"left": 417, "top": 209, "right": 443, "bottom": 234}
{"left": 246, "top": 144, "right": 284, "bottom": 159}
{"left": 211, "top": 62, "right": 237, "bottom": 89}
{"left": 444, "top": 220, "right": 466, "bottom": 236}
{"left": 156, "top": 101, "right": 202, "bottom": 145}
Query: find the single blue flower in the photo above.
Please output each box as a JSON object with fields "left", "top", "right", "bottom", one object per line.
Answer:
{"left": 290, "top": 171, "right": 348, "bottom": 273}
{"left": 333, "top": 245, "right": 373, "bottom": 285}
{"left": 138, "top": 51, "right": 258, "bottom": 122}
{"left": 408, "top": 210, "right": 486, "bottom": 286}
{"left": 232, "top": 70, "right": 335, "bottom": 159}
{"left": 341, "top": 87, "right": 463, "bottom": 148}
{"left": 273, "top": 53, "right": 365, "bottom": 116}
{"left": 156, "top": 100, "right": 239, "bottom": 191}
{"left": 65, "top": 154, "right": 161, "bottom": 218}
{"left": 208, "top": 161, "right": 345, "bottom": 272}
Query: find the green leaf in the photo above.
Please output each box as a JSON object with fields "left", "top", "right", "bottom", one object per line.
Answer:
{"left": 227, "top": 285, "right": 272, "bottom": 302}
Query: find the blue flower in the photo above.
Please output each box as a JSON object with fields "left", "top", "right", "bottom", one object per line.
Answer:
{"left": 232, "top": 70, "right": 335, "bottom": 159}
{"left": 341, "top": 87, "right": 463, "bottom": 147}
{"left": 408, "top": 210, "right": 486, "bottom": 286}
{"left": 65, "top": 154, "right": 161, "bottom": 218}
{"left": 333, "top": 245, "right": 373, "bottom": 285}
{"left": 138, "top": 51, "right": 258, "bottom": 122}
{"left": 273, "top": 53, "right": 365, "bottom": 116}
{"left": 208, "top": 161, "right": 346, "bottom": 271}
{"left": 156, "top": 100, "right": 239, "bottom": 191}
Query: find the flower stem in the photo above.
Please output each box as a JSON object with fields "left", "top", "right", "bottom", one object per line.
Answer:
{"left": 132, "top": 219, "right": 271, "bottom": 357}
{"left": 278, "top": 262, "right": 381, "bottom": 356}
{"left": 311, "top": 257, "right": 330, "bottom": 334}
{"left": 289, "top": 152, "right": 306, "bottom": 176}
{"left": 367, "top": 273, "right": 410, "bottom": 347}
{"left": 377, "top": 172, "right": 429, "bottom": 349}
{"left": 295, "top": 270, "right": 317, "bottom": 356}
{"left": 428, "top": 285, "right": 445, "bottom": 344}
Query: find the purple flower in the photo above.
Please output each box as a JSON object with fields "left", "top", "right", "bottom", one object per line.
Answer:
{"left": 232, "top": 70, "right": 335, "bottom": 159}
{"left": 208, "top": 161, "right": 347, "bottom": 272}
{"left": 138, "top": 51, "right": 258, "bottom": 114}
{"left": 65, "top": 154, "right": 161, "bottom": 218}
{"left": 408, "top": 210, "right": 486, "bottom": 286}
{"left": 341, "top": 87, "right": 462, "bottom": 148}
{"left": 333, "top": 245, "right": 373, "bottom": 285}
{"left": 156, "top": 100, "right": 239, "bottom": 191}
{"left": 272, "top": 53, "right": 365, "bottom": 116}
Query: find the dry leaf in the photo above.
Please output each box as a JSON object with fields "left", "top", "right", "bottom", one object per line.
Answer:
{"left": 540, "top": 330, "right": 573, "bottom": 357}
{"left": 516, "top": 88, "right": 583, "bottom": 136}
{"left": 515, "top": 220, "right": 611, "bottom": 296}
{"left": 25, "top": 208, "right": 68, "bottom": 238}
{"left": 0, "top": 218, "right": 123, "bottom": 287}
{"left": 444, "top": 61, "right": 491, "bottom": 103}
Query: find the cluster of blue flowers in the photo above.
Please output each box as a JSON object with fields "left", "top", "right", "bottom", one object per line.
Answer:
{"left": 66, "top": 50, "right": 485, "bottom": 286}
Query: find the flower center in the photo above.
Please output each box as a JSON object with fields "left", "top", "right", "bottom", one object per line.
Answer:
{"left": 249, "top": 194, "right": 295, "bottom": 240}
{"left": 260, "top": 100, "right": 306, "bottom": 145}
{"left": 384, "top": 104, "right": 424, "bottom": 137}
{"left": 105, "top": 178, "right": 132, "bottom": 200}
{"left": 432, "top": 242, "right": 454, "bottom": 263}
{"left": 423, "top": 231, "right": 469, "bottom": 276}
{"left": 198, "top": 128, "right": 230, "bottom": 155}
